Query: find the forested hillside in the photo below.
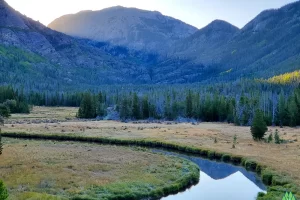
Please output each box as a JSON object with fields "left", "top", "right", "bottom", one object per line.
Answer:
{"left": 0, "top": 0, "right": 299, "bottom": 90}
{"left": 165, "top": 1, "right": 300, "bottom": 82}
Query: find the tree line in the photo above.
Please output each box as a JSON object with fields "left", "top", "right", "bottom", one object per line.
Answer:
{"left": 1, "top": 81, "right": 300, "bottom": 127}
{"left": 0, "top": 86, "right": 30, "bottom": 117}
{"left": 75, "top": 84, "right": 300, "bottom": 128}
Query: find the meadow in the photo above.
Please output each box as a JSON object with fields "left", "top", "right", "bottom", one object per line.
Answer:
{"left": 0, "top": 138, "right": 199, "bottom": 200}
{"left": 2, "top": 106, "right": 300, "bottom": 199}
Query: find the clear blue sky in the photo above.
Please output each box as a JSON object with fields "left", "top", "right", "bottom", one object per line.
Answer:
{"left": 5, "top": 0, "right": 297, "bottom": 29}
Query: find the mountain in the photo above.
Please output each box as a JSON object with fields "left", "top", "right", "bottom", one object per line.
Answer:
{"left": 169, "top": 1, "right": 300, "bottom": 80}
{"left": 1, "top": 0, "right": 300, "bottom": 89}
{"left": 48, "top": 6, "right": 198, "bottom": 52}
{"left": 171, "top": 20, "right": 239, "bottom": 63}
{"left": 0, "top": 0, "right": 156, "bottom": 90}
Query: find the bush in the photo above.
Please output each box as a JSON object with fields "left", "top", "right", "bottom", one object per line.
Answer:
{"left": 231, "top": 155, "right": 242, "bottom": 165}
{"left": 262, "top": 170, "right": 274, "bottom": 186}
{"left": 221, "top": 154, "right": 231, "bottom": 162}
{"left": 244, "top": 160, "right": 257, "bottom": 171}
{"left": 267, "top": 133, "right": 273, "bottom": 143}
{"left": 207, "top": 151, "right": 215, "bottom": 159}
{"left": 274, "top": 130, "right": 281, "bottom": 144}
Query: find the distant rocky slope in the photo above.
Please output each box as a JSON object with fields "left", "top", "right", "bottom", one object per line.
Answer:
{"left": 1, "top": 0, "right": 300, "bottom": 90}
{"left": 48, "top": 6, "right": 197, "bottom": 52}
{"left": 0, "top": 0, "right": 152, "bottom": 89}
{"left": 160, "top": 1, "right": 300, "bottom": 81}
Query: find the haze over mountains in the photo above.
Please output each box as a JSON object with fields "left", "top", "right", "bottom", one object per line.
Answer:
{"left": 1, "top": 0, "right": 300, "bottom": 90}
{"left": 48, "top": 6, "right": 197, "bottom": 52}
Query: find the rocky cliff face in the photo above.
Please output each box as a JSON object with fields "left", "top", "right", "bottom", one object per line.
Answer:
{"left": 48, "top": 6, "right": 198, "bottom": 52}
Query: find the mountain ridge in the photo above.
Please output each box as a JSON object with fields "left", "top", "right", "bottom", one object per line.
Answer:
{"left": 1, "top": 0, "right": 300, "bottom": 90}
{"left": 48, "top": 6, "right": 198, "bottom": 52}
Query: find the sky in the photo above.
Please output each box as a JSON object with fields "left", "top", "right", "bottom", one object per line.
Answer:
{"left": 5, "top": 0, "right": 297, "bottom": 29}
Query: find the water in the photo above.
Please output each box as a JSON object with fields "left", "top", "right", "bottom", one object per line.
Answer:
{"left": 156, "top": 150, "right": 267, "bottom": 200}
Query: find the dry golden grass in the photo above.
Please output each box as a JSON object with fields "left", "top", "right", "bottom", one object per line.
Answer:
{"left": 3, "top": 107, "right": 300, "bottom": 187}
{"left": 6, "top": 106, "right": 77, "bottom": 123}
{"left": 0, "top": 138, "right": 196, "bottom": 200}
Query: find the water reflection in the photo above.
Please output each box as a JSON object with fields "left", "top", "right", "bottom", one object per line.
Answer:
{"left": 157, "top": 151, "right": 267, "bottom": 200}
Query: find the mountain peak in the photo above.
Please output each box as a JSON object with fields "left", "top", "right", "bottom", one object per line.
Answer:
{"left": 48, "top": 7, "right": 197, "bottom": 51}
{"left": 204, "top": 19, "right": 239, "bottom": 33}
{"left": 0, "top": 0, "right": 28, "bottom": 29}
{"left": 242, "top": 0, "right": 300, "bottom": 32}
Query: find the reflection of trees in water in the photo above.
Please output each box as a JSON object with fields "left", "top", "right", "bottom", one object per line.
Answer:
{"left": 157, "top": 150, "right": 266, "bottom": 191}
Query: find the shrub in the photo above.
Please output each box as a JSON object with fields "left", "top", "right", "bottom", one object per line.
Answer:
{"left": 244, "top": 160, "right": 257, "bottom": 171}
{"left": 267, "top": 133, "right": 273, "bottom": 143}
{"left": 274, "top": 130, "right": 281, "bottom": 144}
{"left": 207, "top": 151, "right": 215, "bottom": 159}
{"left": 221, "top": 154, "right": 231, "bottom": 162}
{"left": 231, "top": 155, "right": 242, "bottom": 165}
{"left": 262, "top": 170, "right": 274, "bottom": 186}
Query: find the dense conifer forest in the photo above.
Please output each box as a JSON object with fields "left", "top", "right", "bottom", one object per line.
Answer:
{"left": 1, "top": 79, "right": 299, "bottom": 127}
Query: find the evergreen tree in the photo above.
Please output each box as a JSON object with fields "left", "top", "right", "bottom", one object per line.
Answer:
{"left": 0, "top": 180, "right": 9, "bottom": 200}
{"left": 274, "top": 129, "right": 281, "bottom": 144}
{"left": 0, "top": 105, "right": 10, "bottom": 118}
{"left": 164, "top": 94, "right": 172, "bottom": 120}
{"left": 0, "top": 115, "right": 3, "bottom": 155}
{"left": 288, "top": 94, "right": 299, "bottom": 127}
{"left": 132, "top": 93, "right": 141, "bottom": 120}
{"left": 77, "top": 93, "right": 96, "bottom": 119}
{"left": 148, "top": 103, "right": 157, "bottom": 119}
{"left": 120, "top": 97, "right": 131, "bottom": 120}
{"left": 277, "top": 90, "right": 287, "bottom": 127}
{"left": 251, "top": 110, "right": 268, "bottom": 140}
{"left": 142, "top": 96, "right": 149, "bottom": 119}
{"left": 96, "top": 92, "right": 107, "bottom": 117}
{"left": 186, "top": 90, "right": 193, "bottom": 118}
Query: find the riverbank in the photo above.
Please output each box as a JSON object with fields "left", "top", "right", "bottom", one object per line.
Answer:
{"left": 0, "top": 138, "right": 199, "bottom": 200}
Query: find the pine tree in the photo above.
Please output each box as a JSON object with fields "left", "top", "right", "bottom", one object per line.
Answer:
{"left": 164, "top": 94, "right": 172, "bottom": 120}
{"left": 0, "top": 115, "right": 3, "bottom": 155}
{"left": 186, "top": 90, "right": 193, "bottom": 118}
{"left": 277, "top": 90, "right": 287, "bottom": 127}
{"left": 77, "top": 93, "right": 96, "bottom": 119}
{"left": 0, "top": 180, "right": 9, "bottom": 200}
{"left": 132, "top": 93, "right": 141, "bottom": 120}
{"left": 288, "top": 95, "right": 298, "bottom": 127}
{"left": 274, "top": 129, "right": 281, "bottom": 144}
{"left": 0, "top": 105, "right": 10, "bottom": 118}
{"left": 120, "top": 97, "right": 131, "bottom": 120}
{"left": 251, "top": 110, "right": 268, "bottom": 140}
{"left": 142, "top": 96, "right": 149, "bottom": 119}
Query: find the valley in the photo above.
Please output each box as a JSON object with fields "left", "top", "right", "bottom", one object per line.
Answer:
{"left": 1, "top": 107, "right": 300, "bottom": 199}
{"left": 1, "top": 0, "right": 300, "bottom": 199}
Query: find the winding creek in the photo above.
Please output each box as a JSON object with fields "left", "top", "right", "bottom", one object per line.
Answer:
{"left": 156, "top": 150, "right": 267, "bottom": 200}
{"left": 1, "top": 135, "right": 268, "bottom": 200}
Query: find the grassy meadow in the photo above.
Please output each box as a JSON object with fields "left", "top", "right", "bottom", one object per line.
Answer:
{"left": 0, "top": 138, "right": 199, "bottom": 200}
{"left": 2, "top": 106, "right": 300, "bottom": 199}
